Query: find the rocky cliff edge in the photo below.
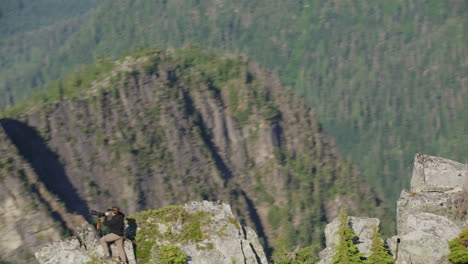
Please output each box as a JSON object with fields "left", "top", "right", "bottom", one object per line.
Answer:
{"left": 390, "top": 153, "right": 467, "bottom": 264}
{"left": 35, "top": 201, "right": 267, "bottom": 264}
{"left": 317, "top": 154, "right": 467, "bottom": 264}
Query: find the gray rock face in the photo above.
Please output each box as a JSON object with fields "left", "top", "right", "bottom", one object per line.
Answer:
{"left": 151, "top": 201, "right": 268, "bottom": 264}
{"left": 411, "top": 153, "right": 467, "bottom": 193}
{"left": 317, "top": 216, "right": 380, "bottom": 264}
{"left": 393, "top": 154, "right": 467, "bottom": 264}
{"left": 35, "top": 222, "right": 136, "bottom": 264}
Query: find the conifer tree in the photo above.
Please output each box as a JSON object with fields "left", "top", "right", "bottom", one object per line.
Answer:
{"left": 367, "top": 223, "right": 394, "bottom": 264}
{"left": 447, "top": 229, "right": 468, "bottom": 264}
{"left": 332, "top": 212, "right": 364, "bottom": 264}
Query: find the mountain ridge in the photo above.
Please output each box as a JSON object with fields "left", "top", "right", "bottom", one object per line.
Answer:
{"left": 1, "top": 0, "right": 466, "bottom": 209}
{"left": 0, "top": 48, "right": 391, "bottom": 263}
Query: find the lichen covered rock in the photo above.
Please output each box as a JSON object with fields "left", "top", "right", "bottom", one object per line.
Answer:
{"left": 129, "top": 200, "right": 267, "bottom": 264}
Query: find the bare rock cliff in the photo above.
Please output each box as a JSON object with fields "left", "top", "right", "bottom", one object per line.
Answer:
{"left": 317, "top": 154, "right": 467, "bottom": 264}
{"left": 391, "top": 154, "right": 467, "bottom": 264}
{"left": 0, "top": 126, "right": 85, "bottom": 263}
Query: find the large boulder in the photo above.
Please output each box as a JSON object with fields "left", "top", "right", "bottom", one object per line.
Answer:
{"left": 391, "top": 154, "right": 468, "bottom": 264}
{"left": 317, "top": 216, "right": 380, "bottom": 264}
{"left": 133, "top": 201, "right": 268, "bottom": 264}
{"left": 411, "top": 153, "right": 467, "bottom": 193}
{"left": 35, "top": 222, "right": 136, "bottom": 264}
{"left": 179, "top": 201, "right": 267, "bottom": 264}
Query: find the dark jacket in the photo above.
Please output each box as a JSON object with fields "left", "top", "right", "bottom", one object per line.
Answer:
{"left": 103, "top": 212, "right": 125, "bottom": 236}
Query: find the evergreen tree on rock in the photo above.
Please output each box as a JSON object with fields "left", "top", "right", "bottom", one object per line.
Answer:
{"left": 332, "top": 212, "right": 365, "bottom": 264}
{"left": 367, "top": 223, "right": 394, "bottom": 264}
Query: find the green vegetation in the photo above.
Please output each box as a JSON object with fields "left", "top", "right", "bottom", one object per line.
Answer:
{"left": 155, "top": 246, "right": 188, "bottom": 264}
{"left": 447, "top": 229, "right": 468, "bottom": 264}
{"left": 367, "top": 224, "right": 394, "bottom": 264}
{"left": 272, "top": 237, "right": 320, "bottom": 264}
{"left": 333, "top": 212, "right": 364, "bottom": 264}
{"left": 128, "top": 206, "right": 212, "bottom": 263}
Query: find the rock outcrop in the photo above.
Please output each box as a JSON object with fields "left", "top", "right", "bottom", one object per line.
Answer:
{"left": 35, "top": 201, "right": 266, "bottom": 264}
{"left": 317, "top": 154, "right": 467, "bottom": 264}
{"left": 161, "top": 201, "right": 267, "bottom": 264}
{"left": 317, "top": 216, "right": 380, "bottom": 264}
{"left": 391, "top": 154, "right": 468, "bottom": 264}
{"left": 411, "top": 153, "right": 467, "bottom": 193}
{"left": 35, "top": 222, "right": 136, "bottom": 264}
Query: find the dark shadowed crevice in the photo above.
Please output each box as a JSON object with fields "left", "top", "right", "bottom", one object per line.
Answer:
{"left": 242, "top": 226, "right": 263, "bottom": 264}
{"left": 0, "top": 118, "right": 90, "bottom": 217}
{"left": 240, "top": 190, "right": 271, "bottom": 258}
{"left": 181, "top": 89, "right": 233, "bottom": 183}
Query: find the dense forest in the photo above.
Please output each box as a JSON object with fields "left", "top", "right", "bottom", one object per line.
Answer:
{"left": 1, "top": 0, "right": 466, "bottom": 207}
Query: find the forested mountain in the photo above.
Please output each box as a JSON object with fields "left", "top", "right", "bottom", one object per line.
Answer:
{"left": 0, "top": 0, "right": 102, "bottom": 37}
{"left": 0, "top": 48, "right": 390, "bottom": 263}
{"left": 0, "top": 0, "right": 102, "bottom": 106}
{"left": 1, "top": 0, "right": 467, "bottom": 209}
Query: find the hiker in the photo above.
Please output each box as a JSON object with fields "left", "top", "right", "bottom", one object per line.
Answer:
{"left": 99, "top": 206, "right": 127, "bottom": 263}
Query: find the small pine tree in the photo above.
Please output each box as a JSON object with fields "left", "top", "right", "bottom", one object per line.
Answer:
{"left": 447, "top": 229, "right": 468, "bottom": 264}
{"left": 272, "top": 236, "right": 320, "bottom": 264}
{"left": 332, "top": 212, "right": 365, "bottom": 264}
{"left": 367, "top": 223, "right": 394, "bottom": 264}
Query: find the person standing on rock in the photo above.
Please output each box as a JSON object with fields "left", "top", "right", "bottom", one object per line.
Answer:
{"left": 99, "top": 207, "right": 127, "bottom": 263}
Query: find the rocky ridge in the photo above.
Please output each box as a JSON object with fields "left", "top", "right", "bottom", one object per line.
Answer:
{"left": 35, "top": 201, "right": 266, "bottom": 264}
{"left": 390, "top": 154, "right": 467, "bottom": 264}
{"left": 317, "top": 154, "right": 467, "bottom": 264}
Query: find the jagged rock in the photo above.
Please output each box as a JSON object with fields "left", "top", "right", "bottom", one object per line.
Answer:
{"left": 391, "top": 154, "right": 468, "bottom": 264}
{"left": 35, "top": 222, "right": 136, "bottom": 264}
{"left": 317, "top": 216, "right": 380, "bottom": 264}
{"left": 134, "top": 201, "right": 268, "bottom": 264}
{"left": 35, "top": 201, "right": 267, "bottom": 264}
{"left": 34, "top": 236, "right": 92, "bottom": 264}
{"left": 175, "top": 201, "right": 268, "bottom": 264}
{"left": 411, "top": 153, "right": 468, "bottom": 193}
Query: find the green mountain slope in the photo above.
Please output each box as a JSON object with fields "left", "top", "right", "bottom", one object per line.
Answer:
{"left": 0, "top": 0, "right": 102, "bottom": 37}
{"left": 1, "top": 0, "right": 467, "bottom": 206}
{"left": 0, "top": 0, "right": 103, "bottom": 107}
{"left": 0, "top": 48, "right": 391, "bottom": 261}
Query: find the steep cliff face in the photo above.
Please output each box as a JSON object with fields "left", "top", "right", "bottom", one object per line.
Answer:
{"left": 0, "top": 126, "right": 85, "bottom": 263}
{"left": 316, "top": 154, "right": 467, "bottom": 264}
{"left": 0, "top": 48, "right": 389, "bottom": 262}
